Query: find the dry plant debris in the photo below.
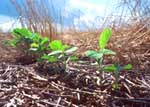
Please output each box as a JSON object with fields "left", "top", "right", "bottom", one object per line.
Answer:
{"left": 0, "top": 61, "right": 150, "bottom": 107}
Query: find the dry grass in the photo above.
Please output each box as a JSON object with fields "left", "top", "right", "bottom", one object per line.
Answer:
{"left": 10, "top": 0, "right": 63, "bottom": 41}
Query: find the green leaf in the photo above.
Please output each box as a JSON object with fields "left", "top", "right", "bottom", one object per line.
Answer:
{"left": 31, "top": 33, "right": 41, "bottom": 42}
{"left": 100, "top": 49, "right": 116, "bottom": 55}
{"left": 30, "top": 43, "right": 39, "bottom": 51}
{"left": 11, "top": 28, "right": 40, "bottom": 45}
{"left": 66, "top": 55, "right": 78, "bottom": 64}
{"left": 41, "top": 55, "right": 58, "bottom": 62}
{"left": 48, "top": 57, "right": 58, "bottom": 62}
{"left": 49, "top": 40, "right": 64, "bottom": 51}
{"left": 40, "top": 37, "right": 49, "bottom": 46}
{"left": 123, "top": 64, "right": 132, "bottom": 70}
{"left": 48, "top": 50, "right": 63, "bottom": 56}
{"left": 12, "top": 28, "right": 32, "bottom": 38}
{"left": 99, "top": 28, "right": 112, "bottom": 49}
{"left": 30, "top": 43, "right": 39, "bottom": 48}
{"left": 63, "top": 44, "right": 69, "bottom": 50}
{"left": 5, "top": 40, "right": 17, "bottom": 47}
{"left": 85, "top": 50, "right": 103, "bottom": 60}
{"left": 103, "top": 64, "right": 117, "bottom": 72}
{"left": 65, "top": 47, "right": 78, "bottom": 55}
{"left": 68, "top": 56, "right": 78, "bottom": 61}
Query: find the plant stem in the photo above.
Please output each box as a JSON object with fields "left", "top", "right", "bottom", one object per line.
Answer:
{"left": 98, "top": 58, "right": 103, "bottom": 86}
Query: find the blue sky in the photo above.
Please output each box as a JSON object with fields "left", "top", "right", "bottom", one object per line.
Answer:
{"left": 0, "top": 0, "right": 17, "bottom": 17}
{"left": 0, "top": 0, "right": 121, "bottom": 31}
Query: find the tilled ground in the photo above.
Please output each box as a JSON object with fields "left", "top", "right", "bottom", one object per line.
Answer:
{"left": 0, "top": 61, "right": 150, "bottom": 107}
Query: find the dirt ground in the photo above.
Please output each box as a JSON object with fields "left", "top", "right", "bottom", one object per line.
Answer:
{"left": 0, "top": 33, "right": 17, "bottom": 63}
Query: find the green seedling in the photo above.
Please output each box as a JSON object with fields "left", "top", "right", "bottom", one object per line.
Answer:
{"left": 86, "top": 28, "right": 116, "bottom": 64}
{"left": 7, "top": 28, "right": 36, "bottom": 47}
{"left": 40, "top": 40, "right": 78, "bottom": 71}
{"left": 103, "top": 64, "right": 132, "bottom": 89}
{"left": 6, "top": 28, "right": 78, "bottom": 74}
{"left": 6, "top": 28, "right": 34, "bottom": 53}
{"left": 6, "top": 28, "right": 50, "bottom": 59}
{"left": 6, "top": 28, "right": 39, "bottom": 52}
{"left": 85, "top": 28, "right": 116, "bottom": 85}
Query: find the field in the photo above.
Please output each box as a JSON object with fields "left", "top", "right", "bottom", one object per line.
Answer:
{"left": 0, "top": 0, "right": 150, "bottom": 106}
{"left": 0, "top": 25, "right": 149, "bottom": 107}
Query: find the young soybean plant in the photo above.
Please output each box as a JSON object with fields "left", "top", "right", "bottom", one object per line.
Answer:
{"left": 6, "top": 28, "right": 34, "bottom": 50}
{"left": 86, "top": 28, "right": 116, "bottom": 65}
{"left": 40, "top": 40, "right": 78, "bottom": 72}
{"left": 85, "top": 28, "right": 116, "bottom": 85}
{"left": 103, "top": 64, "right": 132, "bottom": 89}
{"left": 6, "top": 28, "right": 49, "bottom": 53}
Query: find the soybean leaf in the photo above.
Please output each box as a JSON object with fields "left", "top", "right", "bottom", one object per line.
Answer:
{"left": 31, "top": 33, "right": 41, "bottom": 42}
{"left": 100, "top": 49, "right": 116, "bottom": 55}
{"left": 5, "top": 40, "right": 17, "bottom": 47}
{"left": 12, "top": 28, "right": 32, "bottom": 38}
{"left": 86, "top": 50, "right": 103, "bottom": 60}
{"left": 30, "top": 43, "right": 39, "bottom": 51}
{"left": 30, "top": 43, "right": 39, "bottom": 48}
{"left": 103, "top": 64, "right": 117, "bottom": 72}
{"left": 41, "top": 54, "right": 58, "bottom": 62}
{"left": 68, "top": 56, "right": 78, "bottom": 61}
{"left": 12, "top": 28, "right": 22, "bottom": 38}
{"left": 63, "top": 44, "right": 69, "bottom": 50}
{"left": 123, "top": 64, "right": 132, "bottom": 70}
{"left": 47, "top": 57, "right": 58, "bottom": 62}
{"left": 66, "top": 55, "right": 78, "bottom": 64}
{"left": 40, "top": 37, "right": 49, "bottom": 46}
{"left": 49, "top": 40, "right": 68, "bottom": 51}
{"left": 99, "top": 28, "right": 112, "bottom": 49}
{"left": 65, "top": 55, "right": 78, "bottom": 64}
{"left": 49, "top": 40, "right": 62, "bottom": 50}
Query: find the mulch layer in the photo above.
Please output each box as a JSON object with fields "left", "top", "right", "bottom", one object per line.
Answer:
{"left": 0, "top": 60, "right": 150, "bottom": 107}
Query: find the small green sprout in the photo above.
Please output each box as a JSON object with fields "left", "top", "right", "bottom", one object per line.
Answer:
{"left": 85, "top": 28, "right": 116, "bottom": 85}
{"left": 5, "top": 28, "right": 40, "bottom": 55}
{"left": 103, "top": 64, "right": 132, "bottom": 89}
{"left": 86, "top": 28, "right": 116, "bottom": 65}
{"left": 9, "top": 28, "right": 35, "bottom": 46}
{"left": 6, "top": 28, "right": 43, "bottom": 49}
{"left": 6, "top": 28, "right": 50, "bottom": 59}
{"left": 40, "top": 40, "right": 78, "bottom": 72}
